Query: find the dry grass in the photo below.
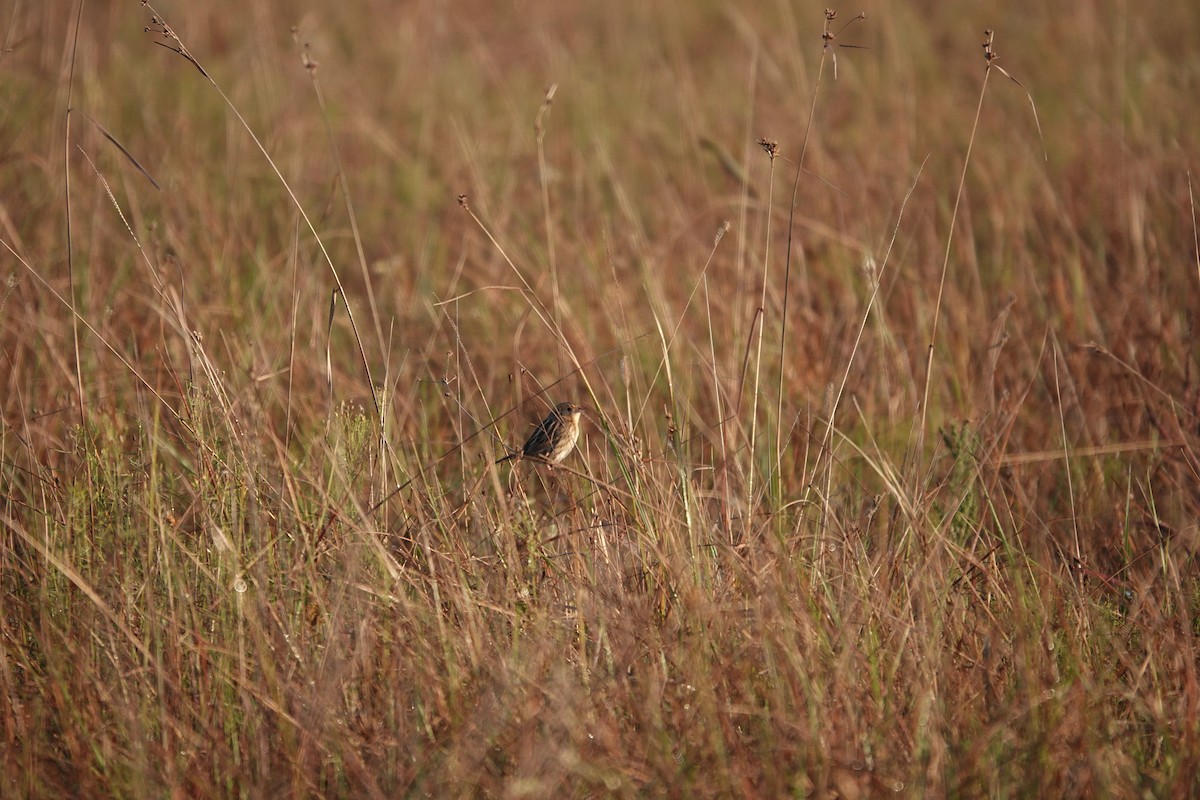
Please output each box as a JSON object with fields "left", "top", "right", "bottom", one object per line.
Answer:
{"left": 3, "top": 0, "right": 1199, "bottom": 796}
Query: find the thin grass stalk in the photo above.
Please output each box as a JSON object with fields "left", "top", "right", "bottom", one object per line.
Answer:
{"left": 704, "top": 273, "right": 732, "bottom": 541}
{"left": 1051, "top": 340, "right": 1082, "bottom": 563}
{"left": 535, "top": 84, "right": 561, "bottom": 366}
{"left": 63, "top": 0, "right": 91, "bottom": 538}
{"left": 1190, "top": 172, "right": 1200, "bottom": 290}
{"left": 747, "top": 148, "right": 775, "bottom": 508}
{"left": 285, "top": 217, "right": 301, "bottom": 453}
{"left": 917, "top": 33, "right": 995, "bottom": 483}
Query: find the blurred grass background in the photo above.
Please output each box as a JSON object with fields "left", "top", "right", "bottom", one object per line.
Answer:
{"left": 2, "top": 0, "right": 1199, "bottom": 796}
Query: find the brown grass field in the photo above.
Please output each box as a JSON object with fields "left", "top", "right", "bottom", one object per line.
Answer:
{"left": 3, "top": 0, "right": 1200, "bottom": 796}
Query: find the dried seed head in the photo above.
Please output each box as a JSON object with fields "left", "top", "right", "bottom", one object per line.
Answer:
{"left": 714, "top": 220, "right": 731, "bottom": 247}
{"left": 756, "top": 138, "right": 779, "bottom": 159}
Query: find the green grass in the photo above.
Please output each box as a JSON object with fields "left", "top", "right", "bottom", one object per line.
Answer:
{"left": 3, "top": 0, "right": 1200, "bottom": 796}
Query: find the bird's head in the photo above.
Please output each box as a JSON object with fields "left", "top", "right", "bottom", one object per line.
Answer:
{"left": 554, "top": 401, "right": 584, "bottom": 418}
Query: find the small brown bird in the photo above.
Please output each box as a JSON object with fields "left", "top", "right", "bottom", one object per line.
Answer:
{"left": 496, "top": 402, "right": 584, "bottom": 465}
